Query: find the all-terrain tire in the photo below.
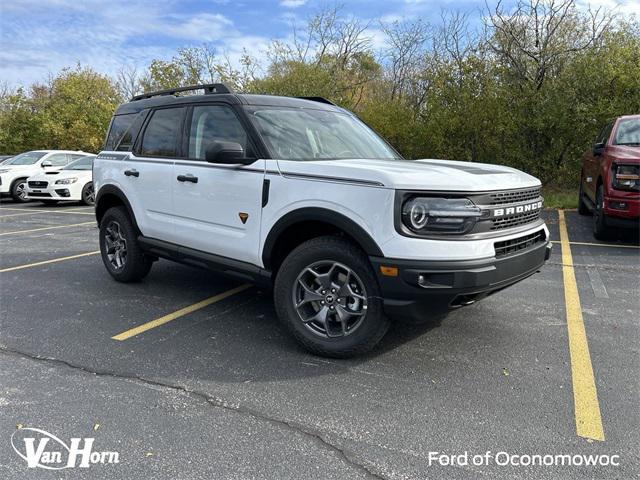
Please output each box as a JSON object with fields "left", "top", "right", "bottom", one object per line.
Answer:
{"left": 99, "top": 206, "right": 152, "bottom": 282}
{"left": 274, "top": 236, "right": 390, "bottom": 358}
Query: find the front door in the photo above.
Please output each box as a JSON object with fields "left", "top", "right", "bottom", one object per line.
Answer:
{"left": 171, "top": 104, "right": 264, "bottom": 266}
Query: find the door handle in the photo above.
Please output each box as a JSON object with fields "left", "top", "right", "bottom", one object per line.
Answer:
{"left": 124, "top": 169, "right": 139, "bottom": 177}
{"left": 177, "top": 174, "right": 198, "bottom": 184}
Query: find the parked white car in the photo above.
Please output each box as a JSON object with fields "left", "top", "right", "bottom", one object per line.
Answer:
{"left": 0, "top": 150, "right": 91, "bottom": 202}
{"left": 25, "top": 154, "right": 96, "bottom": 205}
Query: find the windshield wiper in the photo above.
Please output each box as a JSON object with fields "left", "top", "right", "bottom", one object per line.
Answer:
{"left": 616, "top": 142, "right": 640, "bottom": 146}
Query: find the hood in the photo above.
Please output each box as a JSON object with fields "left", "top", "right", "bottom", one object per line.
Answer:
{"left": 608, "top": 145, "right": 640, "bottom": 162}
{"left": 0, "top": 164, "right": 36, "bottom": 172}
{"left": 276, "top": 158, "right": 541, "bottom": 192}
{"left": 29, "top": 170, "right": 90, "bottom": 182}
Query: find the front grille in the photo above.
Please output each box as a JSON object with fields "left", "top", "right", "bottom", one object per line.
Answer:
{"left": 489, "top": 187, "right": 541, "bottom": 205}
{"left": 494, "top": 230, "right": 546, "bottom": 258}
{"left": 28, "top": 192, "right": 52, "bottom": 197}
{"left": 490, "top": 209, "right": 541, "bottom": 230}
{"left": 28, "top": 181, "right": 48, "bottom": 188}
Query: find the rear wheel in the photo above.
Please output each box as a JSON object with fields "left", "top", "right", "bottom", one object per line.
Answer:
{"left": 578, "top": 180, "right": 589, "bottom": 216}
{"left": 274, "top": 236, "right": 390, "bottom": 358}
{"left": 99, "top": 206, "right": 152, "bottom": 282}
{"left": 81, "top": 182, "right": 95, "bottom": 206}
{"left": 10, "top": 178, "right": 29, "bottom": 203}
{"left": 593, "top": 185, "right": 609, "bottom": 240}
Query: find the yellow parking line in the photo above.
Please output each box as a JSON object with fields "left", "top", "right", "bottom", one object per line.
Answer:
{"left": 0, "top": 221, "right": 95, "bottom": 236}
{"left": 0, "top": 250, "right": 100, "bottom": 273}
{"left": 558, "top": 210, "right": 605, "bottom": 441}
{"left": 112, "top": 283, "right": 252, "bottom": 341}
{"left": 550, "top": 240, "right": 639, "bottom": 250}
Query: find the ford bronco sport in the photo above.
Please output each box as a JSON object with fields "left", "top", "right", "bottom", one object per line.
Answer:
{"left": 94, "top": 84, "right": 551, "bottom": 357}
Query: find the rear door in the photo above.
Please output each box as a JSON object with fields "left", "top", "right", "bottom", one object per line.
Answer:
{"left": 171, "top": 104, "right": 265, "bottom": 265}
{"left": 124, "top": 106, "right": 186, "bottom": 241}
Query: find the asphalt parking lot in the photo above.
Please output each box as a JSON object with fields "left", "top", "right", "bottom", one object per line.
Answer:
{"left": 0, "top": 200, "right": 638, "bottom": 479}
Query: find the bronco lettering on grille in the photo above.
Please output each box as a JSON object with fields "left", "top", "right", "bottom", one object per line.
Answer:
{"left": 492, "top": 201, "right": 543, "bottom": 217}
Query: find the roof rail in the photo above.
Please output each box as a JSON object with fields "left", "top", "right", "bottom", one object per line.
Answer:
{"left": 130, "top": 83, "right": 233, "bottom": 101}
{"left": 297, "top": 96, "right": 336, "bottom": 106}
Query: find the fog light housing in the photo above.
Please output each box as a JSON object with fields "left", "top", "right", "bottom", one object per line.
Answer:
{"left": 55, "top": 189, "right": 70, "bottom": 197}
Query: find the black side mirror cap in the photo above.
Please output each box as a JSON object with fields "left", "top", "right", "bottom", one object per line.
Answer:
{"left": 592, "top": 142, "right": 605, "bottom": 156}
{"left": 205, "top": 141, "right": 255, "bottom": 165}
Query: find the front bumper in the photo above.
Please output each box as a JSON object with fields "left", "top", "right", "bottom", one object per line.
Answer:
{"left": 370, "top": 239, "right": 552, "bottom": 322}
{"left": 604, "top": 191, "right": 640, "bottom": 224}
{"left": 25, "top": 185, "right": 73, "bottom": 200}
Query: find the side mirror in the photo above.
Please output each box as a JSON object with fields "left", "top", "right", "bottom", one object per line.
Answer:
{"left": 41, "top": 160, "right": 53, "bottom": 168}
{"left": 592, "top": 142, "right": 605, "bottom": 156}
{"left": 205, "top": 141, "right": 254, "bottom": 165}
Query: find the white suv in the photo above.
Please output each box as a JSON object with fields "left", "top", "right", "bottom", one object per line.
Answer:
{"left": 0, "top": 150, "right": 92, "bottom": 203}
{"left": 94, "top": 84, "right": 551, "bottom": 357}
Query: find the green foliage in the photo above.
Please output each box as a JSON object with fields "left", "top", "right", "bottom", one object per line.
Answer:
{"left": 0, "top": 66, "right": 121, "bottom": 153}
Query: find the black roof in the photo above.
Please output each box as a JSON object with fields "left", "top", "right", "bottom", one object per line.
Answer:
{"left": 115, "top": 85, "right": 342, "bottom": 116}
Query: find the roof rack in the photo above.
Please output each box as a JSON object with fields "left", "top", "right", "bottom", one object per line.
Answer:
{"left": 297, "top": 96, "right": 336, "bottom": 106}
{"left": 130, "top": 83, "right": 233, "bottom": 101}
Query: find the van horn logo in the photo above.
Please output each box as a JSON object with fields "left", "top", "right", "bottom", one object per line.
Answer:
{"left": 492, "top": 201, "right": 543, "bottom": 218}
{"left": 11, "top": 427, "right": 119, "bottom": 470}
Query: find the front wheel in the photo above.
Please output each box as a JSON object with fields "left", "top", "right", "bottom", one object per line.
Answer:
{"left": 593, "top": 185, "right": 609, "bottom": 240}
{"left": 274, "top": 236, "right": 390, "bottom": 358}
{"left": 81, "top": 182, "right": 95, "bottom": 206}
{"left": 10, "top": 178, "right": 29, "bottom": 203}
{"left": 99, "top": 206, "right": 152, "bottom": 282}
{"left": 578, "top": 180, "right": 589, "bottom": 216}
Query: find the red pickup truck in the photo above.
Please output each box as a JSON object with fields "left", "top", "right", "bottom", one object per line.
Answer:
{"left": 579, "top": 115, "right": 640, "bottom": 239}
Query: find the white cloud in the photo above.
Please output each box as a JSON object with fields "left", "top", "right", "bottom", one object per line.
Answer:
{"left": 0, "top": 1, "right": 269, "bottom": 87}
{"left": 576, "top": 0, "right": 640, "bottom": 17}
{"left": 280, "top": 0, "right": 307, "bottom": 8}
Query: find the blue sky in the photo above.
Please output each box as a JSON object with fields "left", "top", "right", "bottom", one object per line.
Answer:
{"left": 0, "top": 0, "right": 636, "bottom": 88}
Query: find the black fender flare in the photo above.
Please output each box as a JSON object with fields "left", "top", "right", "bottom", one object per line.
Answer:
{"left": 262, "top": 207, "right": 384, "bottom": 269}
{"left": 95, "top": 184, "right": 140, "bottom": 232}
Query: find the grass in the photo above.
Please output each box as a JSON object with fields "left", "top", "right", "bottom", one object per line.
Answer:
{"left": 543, "top": 188, "right": 578, "bottom": 209}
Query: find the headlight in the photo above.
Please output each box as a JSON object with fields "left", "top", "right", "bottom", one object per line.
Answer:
{"left": 401, "top": 197, "right": 482, "bottom": 235}
{"left": 612, "top": 164, "right": 639, "bottom": 191}
{"left": 55, "top": 177, "right": 78, "bottom": 185}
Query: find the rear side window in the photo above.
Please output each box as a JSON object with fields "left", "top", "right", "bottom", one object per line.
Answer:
{"left": 187, "top": 105, "right": 253, "bottom": 160}
{"left": 105, "top": 114, "right": 136, "bottom": 150}
{"left": 116, "top": 111, "right": 147, "bottom": 151}
{"left": 140, "top": 107, "right": 185, "bottom": 158}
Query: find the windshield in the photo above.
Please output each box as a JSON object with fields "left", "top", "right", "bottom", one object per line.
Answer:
{"left": 7, "top": 151, "right": 47, "bottom": 165}
{"left": 63, "top": 156, "right": 94, "bottom": 170}
{"left": 614, "top": 118, "right": 640, "bottom": 146}
{"left": 246, "top": 106, "right": 401, "bottom": 161}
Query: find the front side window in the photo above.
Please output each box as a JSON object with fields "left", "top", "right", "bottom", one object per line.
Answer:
{"left": 246, "top": 106, "right": 401, "bottom": 161}
{"left": 7, "top": 151, "right": 46, "bottom": 165}
{"left": 188, "top": 105, "right": 253, "bottom": 160}
{"left": 596, "top": 122, "right": 614, "bottom": 145}
{"left": 47, "top": 153, "right": 70, "bottom": 166}
{"left": 63, "top": 156, "right": 94, "bottom": 170}
{"left": 140, "top": 107, "right": 185, "bottom": 157}
{"left": 614, "top": 118, "right": 640, "bottom": 146}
